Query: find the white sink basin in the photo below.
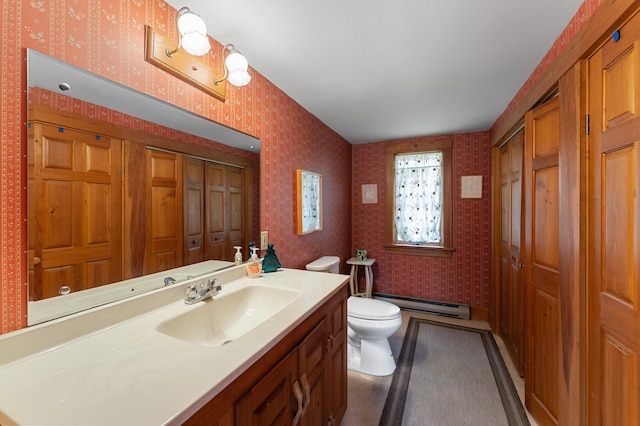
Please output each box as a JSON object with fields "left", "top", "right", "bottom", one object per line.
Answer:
{"left": 156, "top": 285, "right": 303, "bottom": 347}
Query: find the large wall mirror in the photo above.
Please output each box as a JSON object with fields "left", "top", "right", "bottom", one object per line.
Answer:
{"left": 27, "top": 49, "right": 261, "bottom": 325}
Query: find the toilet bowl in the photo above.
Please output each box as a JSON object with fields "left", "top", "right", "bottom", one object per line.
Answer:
{"left": 305, "top": 256, "right": 403, "bottom": 376}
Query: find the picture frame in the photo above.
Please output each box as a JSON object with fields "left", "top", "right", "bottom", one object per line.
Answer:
{"left": 295, "top": 169, "right": 323, "bottom": 234}
{"left": 461, "top": 175, "right": 483, "bottom": 199}
{"left": 361, "top": 184, "right": 378, "bottom": 204}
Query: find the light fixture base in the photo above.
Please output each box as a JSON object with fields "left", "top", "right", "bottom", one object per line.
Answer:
{"left": 144, "top": 26, "right": 226, "bottom": 102}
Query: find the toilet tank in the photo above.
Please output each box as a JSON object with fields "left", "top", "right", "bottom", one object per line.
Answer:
{"left": 305, "top": 256, "right": 340, "bottom": 274}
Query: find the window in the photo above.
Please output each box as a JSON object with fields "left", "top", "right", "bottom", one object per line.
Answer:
{"left": 385, "top": 139, "right": 453, "bottom": 257}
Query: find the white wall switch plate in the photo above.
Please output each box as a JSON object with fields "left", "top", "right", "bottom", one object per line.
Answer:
{"left": 260, "top": 231, "right": 268, "bottom": 250}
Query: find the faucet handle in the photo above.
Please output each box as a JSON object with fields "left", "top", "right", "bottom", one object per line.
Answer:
{"left": 185, "top": 284, "right": 198, "bottom": 302}
{"left": 208, "top": 278, "right": 220, "bottom": 289}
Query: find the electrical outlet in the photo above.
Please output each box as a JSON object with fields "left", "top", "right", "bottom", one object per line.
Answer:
{"left": 260, "top": 231, "right": 268, "bottom": 250}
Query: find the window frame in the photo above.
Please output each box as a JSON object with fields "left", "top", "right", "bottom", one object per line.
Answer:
{"left": 385, "top": 138, "right": 454, "bottom": 258}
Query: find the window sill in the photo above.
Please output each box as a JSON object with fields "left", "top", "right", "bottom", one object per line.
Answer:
{"left": 384, "top": 245, "right": 455, "bottom": 258}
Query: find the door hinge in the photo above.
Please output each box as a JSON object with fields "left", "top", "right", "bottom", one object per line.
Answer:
{"left": 585, "top": 114, "right": 590, "bottom": 136}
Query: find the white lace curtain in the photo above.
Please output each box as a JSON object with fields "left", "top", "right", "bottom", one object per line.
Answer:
{"left": 394, "top": 151, "right": 443, "bottom": 244}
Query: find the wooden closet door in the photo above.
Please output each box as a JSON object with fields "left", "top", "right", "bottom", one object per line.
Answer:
{"left": 184, "top": 157, "right": 205, "bottom": 265}
{"left": 205, "top": 162, "right": 227, "bottom": 261}
{"left": 525, "top": 97, "right": 560, "bottom": 425}
{"left": 228, "top": 165, "right": 247, "bottom": 255}
{"left": 205, "top": 163, "right": 246, "bottom": 262}
{"left": 498, "top": 130, "right": 525, "bottom": 376}
{"left": 146, "top": 149, "right": 183, "bottom": 273}
{"left": 29, "top": 124, "right": 122, "bottom": 300}
{"left": 588, "top": 12, "right": 640, "bottom": 424}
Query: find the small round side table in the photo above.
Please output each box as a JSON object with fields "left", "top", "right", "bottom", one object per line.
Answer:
{"left": 346, "top": 257, "right": 376, "bottom": 298}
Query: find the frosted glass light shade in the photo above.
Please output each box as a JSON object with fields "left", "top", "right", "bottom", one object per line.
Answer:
{"left": 225, "top": 49, "right": 251, "bottom": 86}
{"left": 176, "top": 9, "right": 210, "bottom": 56}
{"left": 228, "top": 70, "right": 252, "bottom": 86}
{"left": 225, "top": 51, "right": 248, "bottom": 72}
{"left": 181, "top": 32, "right": 211, "bottom": 56}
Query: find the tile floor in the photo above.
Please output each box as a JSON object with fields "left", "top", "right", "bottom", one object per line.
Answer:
{"left": 341, "top": 310, "right": 538, "bottom": 425}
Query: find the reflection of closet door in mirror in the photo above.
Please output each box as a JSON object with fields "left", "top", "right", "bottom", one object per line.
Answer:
{"left": 146, "top": 149, "right": 183, "bottom": 274}
{"left": 29, "top": 123, "right": 123, "bottom": 300}
{"left": 184, "top": 157, "right": 205, "bottom": 265}
{"left": 227, "top": 165, "right": 247, "bottom": 258}
{"left": 205, "top": 163, "right": 246, "bottom": 262}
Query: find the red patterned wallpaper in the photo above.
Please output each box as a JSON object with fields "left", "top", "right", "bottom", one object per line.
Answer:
{"left": 352, "top": 133, "right": 491, "bottom": 307}
{"left": 0, "top": 0, "right": 604, "bottom": 334}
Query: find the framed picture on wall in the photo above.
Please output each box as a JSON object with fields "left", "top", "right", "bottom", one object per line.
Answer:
{"left": 461, "top": 175, "right": 483, "bottom": 198}
{"left": 295, "top": 169, "right": 323, "bottom": 234}
{"left": 361, "top": 184, "right": 378, "bottom": 204}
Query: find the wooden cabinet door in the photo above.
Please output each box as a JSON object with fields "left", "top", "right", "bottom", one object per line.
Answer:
{"left": 326, "top": 294, "right": 347, "bottom": 424}
{"left": 29, "top": 123, "right": 122, "bottom": 299}
{"left": 235, "top": 348, "right": 298, "bottom": 425}
{"left": 588, "top": 12, "right": 640, "bottom": 425}
{"left": 146, "top": 149, "right": 183, "bottom": 273}
{"left": 298, "top": 317, "right": 328, "bottom": 426}
{"left": 498, "top": 130, "right": 525, "bottom": 376}
{"left": 524, "top": 97, "right": 560, "bottom": 425}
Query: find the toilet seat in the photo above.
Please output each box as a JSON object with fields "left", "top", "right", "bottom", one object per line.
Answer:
{"left": 347, "top": 296, "right": 401, "bottom": 321}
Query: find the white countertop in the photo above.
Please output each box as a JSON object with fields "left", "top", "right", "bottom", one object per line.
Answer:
{"left": 0, "top": 267, "right": 348, "bottom": 425}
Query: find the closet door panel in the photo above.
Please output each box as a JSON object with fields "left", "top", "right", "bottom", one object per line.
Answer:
{"left": 146, "top": 150, "right": 183, "bottom": 273}
{"left": 588, "top": 11, "right": 640, "bottom": 423}
{"left": 30, "top": 124, "right": 122, "bottom": 299}
{"left": 184, "top": 157, "right": 205, "bottom": 265}
{"left": 496, "top": 130, "right": 524, "bottom": 376}
{"left": 525, "top": 98, "right": 560, "bottom": 425}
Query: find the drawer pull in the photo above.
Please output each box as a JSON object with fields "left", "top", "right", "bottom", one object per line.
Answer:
{"left": 301, "top": 373, "right": 310, "bottom": 416}
{"left": 292, "top": 380, "right": 303, "bottom": 425}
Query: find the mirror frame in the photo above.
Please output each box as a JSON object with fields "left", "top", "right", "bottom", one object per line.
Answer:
{"left": 295, "top": 169, "right": 323, "bottom": 235}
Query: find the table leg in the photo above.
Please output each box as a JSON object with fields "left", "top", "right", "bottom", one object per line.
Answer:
{"left": 364, "top": 266, "right": 373, "bottom": 298}
{"left": 349, "top": 264, "right": 357, "bottom": 296}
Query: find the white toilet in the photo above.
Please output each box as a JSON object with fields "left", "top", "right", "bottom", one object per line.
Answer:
{"left": 305, "top": 256, "right": 403, "bottom": 376}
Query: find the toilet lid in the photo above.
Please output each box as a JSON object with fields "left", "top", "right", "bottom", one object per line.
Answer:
{"left": 305, "top": 256, "right": 340, "bottom": 271}
{"left": 348, "top": 297, "right": 401, "bottom": 320}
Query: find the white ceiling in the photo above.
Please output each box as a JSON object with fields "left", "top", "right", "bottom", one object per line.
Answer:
{"left": 165, "top": 0, "right": 584, "bottom": 144}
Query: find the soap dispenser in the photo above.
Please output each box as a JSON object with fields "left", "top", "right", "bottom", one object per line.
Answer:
{"left": 246, "top": 246, "right": 261, "bottom": 278}
{"left": 234, "top": 246, "right": 243, "bottom": 265}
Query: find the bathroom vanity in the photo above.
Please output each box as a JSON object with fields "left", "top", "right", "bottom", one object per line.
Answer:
{"left": 0, "top": 266, "right": 348, "bottom": 425}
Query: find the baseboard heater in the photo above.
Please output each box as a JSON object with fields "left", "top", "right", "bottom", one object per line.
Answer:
{"left": 373, "top": 293, "right": 470, "bottom": 320}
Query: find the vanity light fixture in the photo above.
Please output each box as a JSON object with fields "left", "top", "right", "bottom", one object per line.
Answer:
{"left": 165, "top": 7, "right": 211, "bottom": 57}
{"left": 144, "top": 8, "right": 252, "bottom": 101}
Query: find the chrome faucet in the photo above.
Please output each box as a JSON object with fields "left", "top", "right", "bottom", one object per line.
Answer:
{"left": 184, "top": 278, "right": 221, "bottom": 304}
{"left": 164, "top": 277, "right": 177, "bottom": 287}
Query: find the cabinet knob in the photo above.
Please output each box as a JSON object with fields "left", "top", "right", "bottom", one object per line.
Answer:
{"left": 327, "top": 334, "right": 335, "bottom": 350}
{"left": 328, "top": 413, "right": 336, "bottom": 426}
